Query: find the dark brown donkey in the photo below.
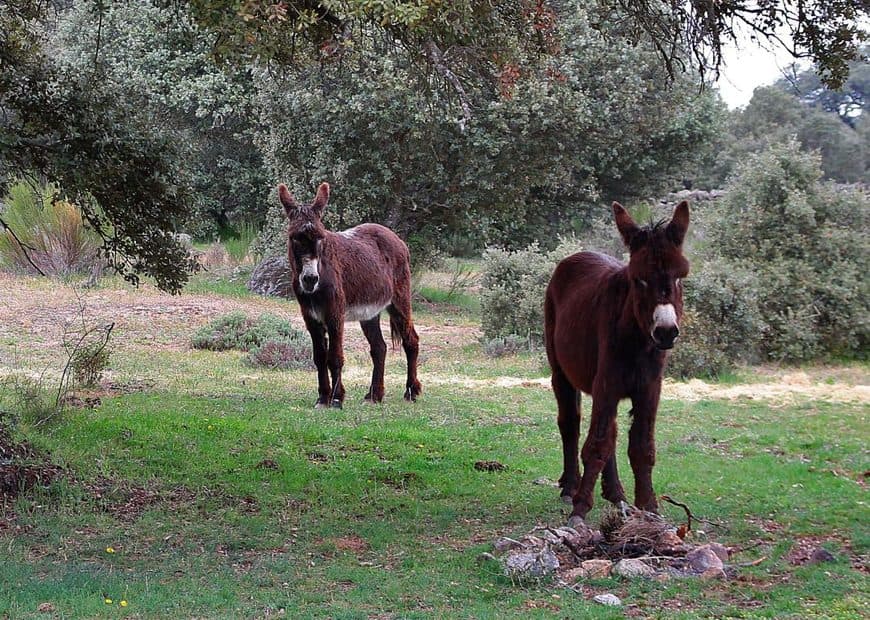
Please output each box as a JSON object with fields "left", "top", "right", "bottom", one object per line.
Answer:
{"left": 544, "top": 201, "right": 689, "bottom": 525}
{"left": 278, "top": 182, "right": 422, "bottom": 408}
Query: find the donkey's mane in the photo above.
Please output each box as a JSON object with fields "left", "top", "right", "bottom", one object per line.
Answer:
{"left": 628, "top": 218, "right": 670, "bottom": 252}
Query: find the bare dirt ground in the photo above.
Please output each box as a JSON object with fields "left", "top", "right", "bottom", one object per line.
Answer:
{"left": 1, "top": 272, "right": 867, "bottom": 405}
{"left": 0, "top": 272, "right": 480, "bottom": 366}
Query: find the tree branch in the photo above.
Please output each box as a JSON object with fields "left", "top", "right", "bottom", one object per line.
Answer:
{"left": 423, "top": 39, "right": 473, "bottom": 128}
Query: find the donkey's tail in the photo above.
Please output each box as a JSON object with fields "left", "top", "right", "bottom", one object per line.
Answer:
{"left": 389, "top": 313, "right": 403, "bottom": 351}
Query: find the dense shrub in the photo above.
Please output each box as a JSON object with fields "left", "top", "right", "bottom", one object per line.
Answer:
{"left": 666, "top": 259, "right": 764, "bottom": 377}
{"left": 0, "top": 181, "right": 103, "bottom": 277}
{"left": 705, "top": 141, "right": 869, "bottom": 363}
{"left": 191, "top": 312, "right": 312, "bottom": 370}
{"left": 482, "top": 334, "right": 529, "bottom": 358}
{"left": 70, "top": 341, "right": 112, "bottom": 387}
{"left": 480, "top": 237, "right": 584, "bottom": 346}
{"left": 246, "top": 339, "right": 311, "bottom": 370}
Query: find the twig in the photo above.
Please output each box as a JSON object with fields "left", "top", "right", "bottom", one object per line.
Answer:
{"left": 660, "top": 494, "right": 692, "bottom": 533}
{"left": 661, "top": 494, "right": 723, "bottom": 529}
{"left": 0, "top": 215, "right": 46, "bottom": 277}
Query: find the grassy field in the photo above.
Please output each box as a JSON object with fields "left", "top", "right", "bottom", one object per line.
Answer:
{"left": 0, "top": 269, "right": 867, "bottom": 619}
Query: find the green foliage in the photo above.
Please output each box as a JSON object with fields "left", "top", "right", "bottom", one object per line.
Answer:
{"left": 191, "top": 311, "right": 311, "bottom": 370}
{"left": 482, "top": 334, "right": 528, "bottom": 358}
{"left": 0, "top": 180, "right": 102, "bottom": 277}
{"left": 222, "top": 222, "right": 260, "bottom": 264}
{"left": 255, "top": 6, "right": 721, "bottom": 258}
{"left": 191, "top": 312, "right": 296, "bottom": 352}
{"left": 700, "top": 56, "right": 869, "bottom": 188}
{"left": 245, "top": 338, "right": 312, "bottom": 370}
{"left": 667, "top": 259, "right": 764, "bottom": 378}
{"left": 699, "top": 141, "right": 869, "bottom": 363}
{"left": 69, "top": 341, "right": 112, "bottom": 388}
{"left": 53, "top": 1, "right": 270, "bottom": 236}
{"left": 479, "top": 237, "right": 584, "bottom": 345}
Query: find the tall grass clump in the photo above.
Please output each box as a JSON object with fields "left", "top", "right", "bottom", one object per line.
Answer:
{"left": 223, "top": 222, "right": 260, "bottom": 264}
{"left": 0, "top": 180, "right": 103, "bottom": 277}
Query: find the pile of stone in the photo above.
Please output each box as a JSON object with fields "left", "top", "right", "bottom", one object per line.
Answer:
{"left": 491, "top": 508, "right": 731, "bottom": 588}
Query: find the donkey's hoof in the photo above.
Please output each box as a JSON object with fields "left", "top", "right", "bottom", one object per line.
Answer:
{"left": 617, "top": 500, "right": 632, "bottom": 518}
{"left": 567, "top": 515, "right": 586, "bottom": 530}
{"left": 560, "top": 493, "right": 574, "bottom": 505}
{"left": 314, "top": 400, "right": 328, "bottom": 409}
{"left": 330, "top": 399, "right": 343, "bottom": 409}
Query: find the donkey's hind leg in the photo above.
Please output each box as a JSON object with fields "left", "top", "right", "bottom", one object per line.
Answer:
{"left": 387, "top": 301, "right": 421, "bottom": 401}
{"left": 360, "top": 316, "right": 386, "bottom": 403}
{"left": 552, "top": 366, "right": 581, "bottom": 503}
{"left": 601, "top": 452, "right": 628, "bottom": 510}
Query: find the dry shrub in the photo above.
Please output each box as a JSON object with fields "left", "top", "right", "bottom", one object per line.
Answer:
{"left": 0, "top": 180, "right": 103, "bottom": 277}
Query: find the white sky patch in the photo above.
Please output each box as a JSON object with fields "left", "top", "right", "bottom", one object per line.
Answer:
{"left": 716, "top": 27, "right": 808, "bottom": 110}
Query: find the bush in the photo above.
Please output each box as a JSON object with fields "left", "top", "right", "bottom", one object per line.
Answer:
{"left": 479, "top": 237, "right": 584, "bottom": 346}
{"left": 702, "top": 141, "right": 869, "bottom": 363}
{"left": 70, "top": 340, "right": 112, "bottom": 387}
{"left": 666, "top": 259, "right": 764, "bottom": 378}
{"left": 482, "top": 334, "right": 529, "bottom": 358}
{"left": 192, "top": 312, "right": 301, "bottom": 352}
{"left": 0, "top": 180, "right": 103, "bottom": 277}
{"left": 246, "top": 339, "right": 312, "bottom": 370}
{"left": 192, "top": 312, "right": 312, "bottom": 370}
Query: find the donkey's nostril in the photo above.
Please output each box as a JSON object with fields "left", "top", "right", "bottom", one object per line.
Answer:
{"left": 653, "top": 325, "right": 679, "bottom": 349}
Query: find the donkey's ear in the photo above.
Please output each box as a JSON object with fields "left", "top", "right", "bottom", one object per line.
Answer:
{"left": 312, "top": 182, "right": 330, "bottom": 215}
{"left": 613, "top": 202, "right": 640, "bottom": 248}
{"left": 277, "top": 184, "right": 298, "bottom": 216}
{"left": 666, "top": 200, "right": 689, "bottom": 247}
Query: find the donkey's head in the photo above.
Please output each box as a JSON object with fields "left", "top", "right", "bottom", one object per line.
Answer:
{"left": 278, "top": 182, "right": 330, "bottom": 295}
{"left": 613, "top": 201, "right": 690, "bottom": 350}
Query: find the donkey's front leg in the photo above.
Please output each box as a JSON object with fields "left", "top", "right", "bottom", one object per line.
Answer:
{"left": 304, "top": 317, "right": 331, "bottom": 408}
{"left": 628, "top": 380, "right": 662, "bottom": 513}
{"left": 571, "top": 390, "right": 619, "bottom": 523}
{"left": 325, "top": 319, "right": 346, "bottom": 408}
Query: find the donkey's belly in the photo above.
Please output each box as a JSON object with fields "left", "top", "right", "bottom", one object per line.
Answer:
{"left": 345, "top": 302, "right": 390, "bottom": 322}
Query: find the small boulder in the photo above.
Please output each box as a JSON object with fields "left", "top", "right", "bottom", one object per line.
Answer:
{"left": 248, "top": 255, "right": 294, "bottom": 299}
{"left": 554, "top": 525, "right": 594, "bottom": 547}
{"left": 493, "top": 537, "right": 525, "bottom": 555}
{"left": 580, "top": 559, "right": 613, "bottom": 578}
{"left": 593, "top": 593, "right": 622, "bottom": 607}
{"left": 503, "top": 548, "right": 559, "bottom": 579}
{"left": 613, "top": 558, "right": 656, "bottom": 578}
{"left": 707, "top": 542, "right": 730, "bottom": 562}
{"left": 808, "top": 547, "right": 836, "bottom": 565}
{"left": 686, "top": 545, "right": 725, "bottom": 573}
{"left": 700, "top": 567, "right": 727, "bottom": 580}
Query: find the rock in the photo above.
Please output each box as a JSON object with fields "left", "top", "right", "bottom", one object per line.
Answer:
{"left": 708, "top": 542, "right": 730, "bottom": 562}
{"left": 580, "top": 559, "right": 613, "bottom": 578}
{"left": 536, "top": 529, "right": 561, "bottom": 545}
{"left": 503, "top": 548, "right": 560, "bottom": 579}
{"left": 700, "top": 567, "right": 727, "bottom": 580}
{"left": 493, "top": 537, "right": 525, "bottom": 555}
{"left": 554, "top": 525, "right": 594, "bottom": 547}
{"left": 613, "top": 558, "right": 656, "bottom": 578}
{"left": 37, "top": 603, "right": 55, "bottom": 613}
{"left": 655, "top": 530, "right": 687, "bottom": 552}
{"left": 561, "top": 567, "right": 586, "bottom": 583}
{"left": 248, "top": 255, "right": 293, "bottom": 298}
{"left": 593, "top": 593, "right": 622, "bottom": 607}
{"left": 808, "top": 547, "right": 836, "bottom": 564}
{"left": 686, "top": 545, "right": 725, "bottom": 573}
{"left": 533, "top": 477, "right": 558, "bottom": 487}
{"left": 477, "top": 552, "right": 497, "bottom": 562}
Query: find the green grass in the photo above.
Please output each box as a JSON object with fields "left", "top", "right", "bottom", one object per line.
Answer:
{"left": 1, "top": 272, "right": 868, "bottom": 618}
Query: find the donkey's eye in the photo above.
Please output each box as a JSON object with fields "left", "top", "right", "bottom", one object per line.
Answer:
{"left": 635, "top": 278, "right": 648, "bottom": 288}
